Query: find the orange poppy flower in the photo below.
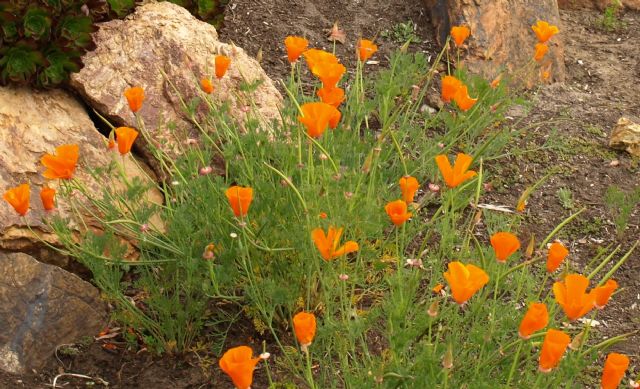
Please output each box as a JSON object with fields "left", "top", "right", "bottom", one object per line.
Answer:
{"left": 317, "top": 87, "right": 345, "bottom": 107}
{"left": 200, "top": 78, "right": 214, "bottom": 94}
{"left": 441, "top": 75, "right": 463, "bottom": 103}
{"left": 534, "top": 43, "right": 549, "bottom": 62}
{"left": 319, "top": 212, "right": 327, "bottom": 219}
{"left": 432, "top": 283, "right": 444, "bottom": 294}
{"left": 115, "top": 127, "right": 139, "bottom": 156}
{"left": 434, "top": 153, "right": 477, "bottom": 188}
{"left": 490, "top": 74, "right": 502, "bottom": 88}
{"left": 215, "top": 55, "right": 231, "bottom": 79}
{"left": 450, "top": 26, "right": 471, "bottom": 47}
{"left": 531, "top": 20, "right": 560, "bottom": 43}
{"left": 518, "top": 302, "right": 549, "bottom": 339}
{"left": 40, "top": 186, "right": 56, "bottom": 211}
{"left": 303, "top": 49, "right": 339, "bottom": 71}
{"left": 311, "top": 62, "right": 346, "bottom": 89}
{"left": 546, "top": 242, "right": 569, "bottom": 273}
{"left": 298, "top": 102, "right": 341, "bottom": 138}
{"left": 124, "top": 86, "right": 144, "bottom": 113}
{"left": 284, "top": 36, "right": 309, "bottom": 63}
{"left": 293, "top": 311, "right": 317, "bottom": 349}
{"left": 490, "top": 232, "right": 521, "bottom": 262}
{"left": 41, "top": 144, "right": 79, "bottom": 180}
{"left": 399, "top": 176, "right": 420, "bottom": 203}
{"left": 453, "top": 85, "right": 478, "bottom": 111}
{"left": 3, "top": 183, "right": 30, "bottom": 216}
{"left": 357, "top": 39, "right": 377, "bottom": 62}
{"left": 443, "top": 261, "right": 489, "bottom": 305}
{"left": 311, "top": 226, "right": 359, "bottom": 261}
{"left": 385, "top": 200, "right": 412, "bottom": 226}
{"left": 219, "top": 346, "right": 261, "bottom": 389}
{"left": 538, "top": 329, "right": 571, "bottom": 373}
{"left": 593, "top": 279, "right": 618, "bottom": 309}
{"left": 225, "top": 186, "right": 253, "bottom": 217}
{"left": 601, "top": 352, "right": 630, "bottom": 389}
{"left": 552, "top": 274, "right": 596, "bottom": 321}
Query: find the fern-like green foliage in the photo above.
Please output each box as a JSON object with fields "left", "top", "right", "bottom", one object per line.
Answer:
{"left": 0, "top": 0, "right": 228, "bottom": 88}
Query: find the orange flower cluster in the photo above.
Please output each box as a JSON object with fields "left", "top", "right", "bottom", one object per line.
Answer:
{"left": 440, "top": 75, "right": 477, "bottom": 112}
{"left": 552, "top": 274, "right": 618, "bottom": 321}
{"left": 531, "top": 20, "right": 559, "bottom": 62}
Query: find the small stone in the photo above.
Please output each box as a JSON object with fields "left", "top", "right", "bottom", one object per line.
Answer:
{"left": 609, "top": 160, "right": 620, "bottom": 167}
{"left": 609, "top": 117, "right": 640, "bottom": 157}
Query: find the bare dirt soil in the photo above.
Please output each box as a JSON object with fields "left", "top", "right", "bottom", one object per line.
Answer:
{"left": 1, "top": 2, "right": 638, "bottom": 388}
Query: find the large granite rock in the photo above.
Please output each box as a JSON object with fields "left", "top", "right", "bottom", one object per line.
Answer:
{"left": 70, "top": 2, "right": 282, "bottom": 172}
{"left": 0, "top": 252, "right": 107, "bottom": 374}
{"left": 424, "top": 0, "right": 566, "bottom": 84}
{"left": 558, "top": 0, "right": 640, "bottom": 10}
{"left": 0, "top": 86, "right": 163, "bottom": 267}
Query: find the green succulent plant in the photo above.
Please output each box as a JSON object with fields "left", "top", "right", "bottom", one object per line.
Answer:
{"left": 0, "top": 0, "right": 228, "bottom": 88}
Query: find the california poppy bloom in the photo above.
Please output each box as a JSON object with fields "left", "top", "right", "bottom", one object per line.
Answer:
{"left": 546, "top": 242, "right": 569, "bottom": 273}
{"left": 225, "top": 186, "right": 253, "bottom": 217}
{"left": 293, "top": 311, "right": 317, "bottom": 350}
{"left": 3, "top": 183, "right": 30, "bottom": 216}
{"left": 601, "top": 352, "right": 630, "bottom": 389}
{"left": 40, "top": 186, "right": 56, "bottom": 211}
{"left": 531, "top": 20, "right": 560, "bottom": 43}
{"left": 450, "top": 26, "right": 471, "bottom": 47}
{"left": 298, "top": 102, "right": 341, "bottom": 138}
{"left": 303, "top": 49, "right": 339, "bottom": 71}
{"left": 219, "top": 346, "right": 261, "bottom": 389}
{"left": 490, "top": 74, "right": 502, "bottom": 89}
{"left": 432, "top": 283, "right": 444, "bottom": 294}
{"left": 200, "top": 78, "right": 214, "bottom": 94}
{"left": 441, "top": 75, "right": 463, "bottom": 103}
{"left": 593, "top": 279, "right": 618, "bottom": 309}
{"left": 490, "top": 232, "right": 521, "bottom": 262}
{"left": 284, "top": 36, "right": 309, "bottom": 63}
{"left": 518, "top": 302, "right": 549, "bottom": 339}
{"left": 538, "top": 329, "right": 571, "bottom": 373}
{"left": 317, "top": 87, "right": 345, "bottom": 107}
{"left": 124, "top": 86, "right": 144, "bottom": 113}
{"left": 215, "top": 55, "right": 231, "bottom": 79}
{"left": 443, "top": 261, "right": 489, "bottom": 305}
{"left": 553, "top": 274, "right": 596, "bottom": 321}
{"left": 41, "top": 144, "right": 79, "bottom": 180}
{"left": 385, "top": 200, "right": 412, "bottom": 226}
{"left": 311, "top": 226, "right": 359, "bottom": 261}
{"left": 453, "top": 85, "right": 478, "bottom": 111}
{"left": 435, "top": 153, "right": 477, "bottom": 188}
{"left": 311, "top": 62, "right": 346, "bottom": 89}
{"left": 534, "top": 43, "right": 549, "bottom": 61}
{"left": 357, "top": 39, "right": 378, "bottom": 62}
{"left": 107, "top": 138, "right": 116, "bottom": 150}
{"left": 115, "top": 127, "right": 139, "bottom": 156}
{"left": 399, "top": 176, "right": 420, "bottom": 203}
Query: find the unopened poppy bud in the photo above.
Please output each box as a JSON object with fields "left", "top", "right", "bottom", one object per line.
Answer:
{"left": 140, "top": 223, "right": 150, "bottom": 233}
{"left": 427, "top": 300, "right": 439, "bottom": 317}
{"left": 442, "top": 344, "right": 453, "bottom": 369}
{"left": 202, "top": 243, "right": 216, "bottom": 260}
{"left": 344, "top": 191, "right": 353, "bottom": 199}
{"left": 199, "top": 166, "right": 213, "bottom": 175}
{"left": 339, "top": 273, "right": 349, "bottom": 281}
{"left": 319, "top": 153, "right": 328, "bottom": 160}
{"left": 428, "top": 183, "right": 440, "bottom": 193}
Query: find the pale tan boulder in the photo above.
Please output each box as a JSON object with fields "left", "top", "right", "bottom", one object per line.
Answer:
{"left": 609, "top": 117, "right": 640, "bottom": 157}
{"left": 0, "top": 86, "right": 163, "bottom": 267}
